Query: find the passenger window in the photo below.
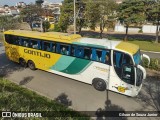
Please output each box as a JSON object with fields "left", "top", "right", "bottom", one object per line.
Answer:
{"left": 103, "top": 50, "right": 111, "bottom": 65}
{"left": 29, "top": 39, "right": 40, "bottom": 50}
{"left": 51, "top": 43, "right": 56, "bottom": 53}
{"left": 75, "top": 46, "right": 84, "bottom": 58}
{"left": 59, "top": 44, "right": 70, "bottom": 55}
{"left": 21, "top": 37, "right": 29, "bottom": 47}
{"left": 14, "top": 36, "right": 21, "bottom": 45}
{"left": 96, "top": 50, "right": 102, "bottom": 62}
{"left": 91, "top": 48, "right": 102, "bottom": 62}
{"left": 84, "top": 48, "right": 91, "bottom": 60}
{"left": 71, "top": 46, "right": 76, "bottom": 56}
{"left": 43, "top": 41, "right": 51, "bottom": 52}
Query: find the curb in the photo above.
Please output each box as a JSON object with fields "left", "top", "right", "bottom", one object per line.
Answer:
{"left": 141, "top": 50, "right": 160, "bottom": 54}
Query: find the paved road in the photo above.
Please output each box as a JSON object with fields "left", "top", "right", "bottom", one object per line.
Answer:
{"left": 0, "top": 46, "right": 160, "bottom": 120}
{"left": 141, "top": 51, "right": 160, "bottom": 59}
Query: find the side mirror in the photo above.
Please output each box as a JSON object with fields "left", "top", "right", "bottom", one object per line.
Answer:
{"left": 142, "top": 54, "right": 150, "bottom": 66}
{"left": 137, "top": 65, "right": 146, "bottom": 80}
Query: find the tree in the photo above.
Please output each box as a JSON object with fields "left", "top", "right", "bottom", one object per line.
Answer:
{"left": 85, "top": 0, "right": 117, "bottom": 38}
{"left": 4, "top": 5, "right": 9, "bottom": 7}
{"left": 42, "top": 21, "right": 50, "bottom": 32}
{"left": 0, "top": 16, "right": 21, "bottom": 31}
{"left": 35, "top": 0, "right": 44, "bottom": 7}
{"left": 118, "top": 0, "right": 146, "bottom": 41}
{"left": 98, "top": 0, "right": 117, "bottom": 38}
{"left": 144, "top": 0, "right": 160, "bottom": 43}
{"left": 20, "top": 4, "right": 44, "bottom": 30}
{"left": 85, "top": 0, "right": 100, "bottom": 31}
{"left": 75, "top": 0, "right": 86, "bottom": 34}
{"left": 58, "top": 0, "right": 74, "bottom": 32}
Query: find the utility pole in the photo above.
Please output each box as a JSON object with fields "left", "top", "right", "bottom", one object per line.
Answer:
{"left": 155, "top": 0, "right": 159, "bottom": 43}
{"left": 74, "top": 0, "right": 76, "bottom": 34}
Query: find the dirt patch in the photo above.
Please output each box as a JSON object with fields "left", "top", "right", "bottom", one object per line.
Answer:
{"left": 146, "top": 68, "right": 160, "bottom": 80}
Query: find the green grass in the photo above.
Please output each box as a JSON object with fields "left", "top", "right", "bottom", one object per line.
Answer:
{"left": 128, "top": 40, "right": 160, "bottom": 52}
{"left": 0, "top": 78, "right": 90, "bottom": 119}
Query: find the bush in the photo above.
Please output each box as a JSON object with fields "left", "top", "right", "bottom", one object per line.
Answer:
{"left": 53, "top": 24, "right": 61, "bottom": 32}
{"left": 42, "top": 21, "right": 50, "bottom": 32}
{"left": 142, "top": 58, "right": 160, "bottom": 71}
{"left": 138, "top": 29, "right": 143, "bottom": 33}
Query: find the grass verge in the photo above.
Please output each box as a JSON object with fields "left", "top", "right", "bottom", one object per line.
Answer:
{"left": 0, "top": 78, "right": 90, "bottom": 119}
{"left": 128, "top": 40, "right": 160, "bottom": 52}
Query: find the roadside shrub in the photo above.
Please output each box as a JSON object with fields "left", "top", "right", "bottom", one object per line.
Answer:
{"left": 42, "top": 21, "right": 51, "bottom": 32}
{"left": 142, "top": 58, "right": 160, "bottom": 71}
{"left": 53, "top": 24, "right": 61, "bottom": 32}
{"left": 138, "top": 29, "right": 143, "bottom": 33}
{"left": 142, "top": 58, "right": 149, "bottom": 68}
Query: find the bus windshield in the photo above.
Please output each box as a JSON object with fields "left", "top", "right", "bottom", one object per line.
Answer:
{"left": 133, "top": 50, "right": 141, "bottom": 65}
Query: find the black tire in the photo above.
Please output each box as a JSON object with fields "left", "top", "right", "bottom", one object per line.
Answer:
{"left": 92, "top": 78, "right": 106, "bottom": 91}
{"left": 28, "top": 60, "right": 36, "bottom": 70}
{"left": 19, "top": 58, "right": 27, "bottom": 68}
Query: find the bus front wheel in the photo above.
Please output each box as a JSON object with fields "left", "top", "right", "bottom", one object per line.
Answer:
{"left": 19, "top": 58, "right": 27, "bottom": 68}
{"left": 92, "top": 79, "right": 106, "bottom": 91}
{"left": 28, "top": 60, "right": 36, "bottom": 70}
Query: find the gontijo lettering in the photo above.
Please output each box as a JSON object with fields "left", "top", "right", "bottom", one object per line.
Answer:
{"left": 24, "top": 49, "right": 50, "bottom": 59}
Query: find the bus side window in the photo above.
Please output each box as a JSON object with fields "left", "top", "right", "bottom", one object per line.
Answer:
{"left": 5, "top": 35, "right": 14, "bottom": 44}
{"left": 51, "top": 42, "right": 56, "bottom": 53}
{"left": 71, "top": 46, "right": 76, "bottom": 56}
{"left": 21, "top": 37, "right": 29, "bottom": 47}
{"left": 101, "top": 50, "right": 111, "bottom": 65}
{"left": 14, "top": 36, "right": 21, "bottom": 45}
{"left": 91, "top": 48, "right": 102, "bottom": 62}
{"left": 43, "top": 41, "right": 51, "bottom": 52}
{"left": 75, "top": 46, "right": 84, "bottom": 58}
{"left": 60, "top": 44, "right": 70, "bottom": 55}
{"left": 84, "top": 48, "right": 92, "bottom": 60}
{"left": 29, "top": 39, "right": 40, "bottom": 50}
{"left": 56, "top": 43, "right": 60, "bottom": 53}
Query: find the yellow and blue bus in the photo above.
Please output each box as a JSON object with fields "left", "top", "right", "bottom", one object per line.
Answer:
{"left": 3, "top": 30, "right": 150, "bottom": 97}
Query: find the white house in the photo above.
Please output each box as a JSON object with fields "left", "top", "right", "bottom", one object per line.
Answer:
{"left": 16, "top": 2, "right": 26, "bottom": 8}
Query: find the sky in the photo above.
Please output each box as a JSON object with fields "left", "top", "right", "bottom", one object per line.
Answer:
{"left": 0, "top": 0, "right": 63, "bottom": 6}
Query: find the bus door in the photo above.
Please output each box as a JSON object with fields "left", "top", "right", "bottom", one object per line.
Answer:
{"left": 113, "top": 51, "right": 135, "bottom": 94}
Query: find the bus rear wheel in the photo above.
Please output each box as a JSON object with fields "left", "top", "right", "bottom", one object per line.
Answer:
{"left": 92, "top": 79, "right": 106, "bottom": 91}
{"left": 28, "top": 60, "right": 36, "bottom": 70}
{"left": 19, "top": 58, "right": 27, "bottom": 68}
